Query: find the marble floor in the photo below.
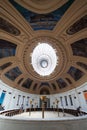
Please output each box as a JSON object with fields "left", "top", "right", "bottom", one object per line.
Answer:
{"left": 11, "top": 111, "right": 74, "bottom": 119}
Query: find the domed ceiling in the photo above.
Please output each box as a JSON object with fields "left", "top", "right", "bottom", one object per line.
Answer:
{"left": 0, "top": 0, "right": 87, "bottom": 95}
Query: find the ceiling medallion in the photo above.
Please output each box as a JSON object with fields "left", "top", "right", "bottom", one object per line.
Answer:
{"left": 23, "top": 36, "right": 67, "bottom": 81}
{"left": 31, "top": 43, "right": 58, "bottom": 76}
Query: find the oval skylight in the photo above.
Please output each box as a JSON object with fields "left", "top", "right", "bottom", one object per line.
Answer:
{"left": 31, "top": 43, "right": 58, "bottom": 76}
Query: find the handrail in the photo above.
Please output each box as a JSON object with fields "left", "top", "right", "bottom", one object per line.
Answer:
{"left": 0, "top": 108, "right": 87, "bottom": 117}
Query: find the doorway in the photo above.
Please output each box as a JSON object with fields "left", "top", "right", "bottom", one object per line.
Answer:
{"left": 40, "top": 98, "right": 50, "bottom": 108}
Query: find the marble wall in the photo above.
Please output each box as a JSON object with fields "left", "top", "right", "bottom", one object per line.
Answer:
{"left": 0, "top": 80, "right": 87, "bottom": 112}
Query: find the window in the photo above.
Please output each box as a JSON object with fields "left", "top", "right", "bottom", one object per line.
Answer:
{"left": 26, "top": 97, "right": 30, "bottom": 106}
{"left": 69, "top": 95, "right": 73, "bottom": 106}
{"left": 60, "top": 96, "right": 63, "bottom": 106}
{"left": 17, "top": 95, "right": 21, "bottom": 105}
{"left": 64, "top": 96, "right": 68, "bottom": 106}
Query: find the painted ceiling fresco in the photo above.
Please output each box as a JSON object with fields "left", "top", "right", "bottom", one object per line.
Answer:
{"left": 71, "top": 38, "right": 87, "bottom": 58}
{"left": 56, "top": 78, "right": 67, "bottom": 89}
{"left": 67, "top": 66, "right": 84, "bottom": 81}
{"left": 66, "top": 15, "right": 87, "bottom": 35}
{"left": 0, "top": 17, "right": 20, "bottom": 36}
{"left": 5, "top": 67, "right": 22, "bottom": 81}
{"left": 9, "top": 0, "right": 74, "bottom": 30}
{"left": 0, "top": 39, "right": 17, "bottom": 58}
{"left": 22, "top": 78, "right": 33, "bottom": 89}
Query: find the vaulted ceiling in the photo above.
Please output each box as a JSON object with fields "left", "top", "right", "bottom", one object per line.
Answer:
{"left": 0, "top": 0, "right": 87, "bottom": 95}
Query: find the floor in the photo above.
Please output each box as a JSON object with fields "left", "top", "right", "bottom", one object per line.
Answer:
{"left": 11, "top": 111, "right": 74, "bottom": 119}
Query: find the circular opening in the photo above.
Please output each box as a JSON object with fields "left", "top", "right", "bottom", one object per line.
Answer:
{"left": 31, "top": 43, "right": 58, "bottom": 76}
{"left": 40, "top": 59, "right": 48, "bottom": 68}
